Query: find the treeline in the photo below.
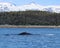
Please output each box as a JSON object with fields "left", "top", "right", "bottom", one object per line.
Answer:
{"left": 0, "top": 11, "right": 60, "bottom": 25}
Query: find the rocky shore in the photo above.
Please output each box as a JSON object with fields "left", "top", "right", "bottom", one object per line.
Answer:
{"left": 0, "top": 25, "right": 60, "bottom": 28}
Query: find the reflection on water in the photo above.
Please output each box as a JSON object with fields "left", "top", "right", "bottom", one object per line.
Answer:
{"left": 0, "top": 34, "right": 60, "bottom": 48}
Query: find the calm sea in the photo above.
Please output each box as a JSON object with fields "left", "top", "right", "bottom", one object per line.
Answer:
{"left": 0, "top": 28, "right": 60, "bottom": 48}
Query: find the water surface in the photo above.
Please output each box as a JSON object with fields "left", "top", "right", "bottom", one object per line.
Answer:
{"left": 0, "top": 28, "right": 60, "bottom": 48}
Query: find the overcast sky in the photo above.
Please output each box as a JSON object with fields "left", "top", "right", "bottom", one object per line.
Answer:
{"left": 0, "top": 0, "right": 60, "bottom": 6}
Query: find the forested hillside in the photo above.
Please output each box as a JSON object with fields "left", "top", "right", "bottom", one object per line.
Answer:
{"left": 0, "top": 11, "right": 60, "bottom": 25}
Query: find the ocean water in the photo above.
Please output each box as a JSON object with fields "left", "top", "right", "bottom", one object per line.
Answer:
{"left": 0, "top": 28, "right": 60, "bottom": 48}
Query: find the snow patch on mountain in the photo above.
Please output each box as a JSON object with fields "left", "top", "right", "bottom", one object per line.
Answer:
{"left": 0, "top": 2, "right": 60, "bottom": 13}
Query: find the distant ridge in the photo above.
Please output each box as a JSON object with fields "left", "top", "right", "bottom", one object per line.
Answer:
{"left": 0, "top": 2, "right": 60, "bottom": 13}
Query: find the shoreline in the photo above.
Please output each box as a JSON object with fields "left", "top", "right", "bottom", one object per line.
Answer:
{"left": 0, "top": 25, "right": 60, "bottom": 28}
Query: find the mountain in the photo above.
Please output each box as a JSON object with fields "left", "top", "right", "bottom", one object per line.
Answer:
{"left": 0, "top": 2, "right": 60, "bottom": 13}
{"left": 0, "top": 2, "right": 15, "bottom": 12}
{"left": 17, "top": 3, "right": 44, "bottom": 11}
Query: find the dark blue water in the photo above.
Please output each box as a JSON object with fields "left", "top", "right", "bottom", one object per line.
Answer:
{"left": 0, "top": 28, "right": 60, "bottom": 34}
{"left": 0, "top": 28, "right": 60, "bottom": 48}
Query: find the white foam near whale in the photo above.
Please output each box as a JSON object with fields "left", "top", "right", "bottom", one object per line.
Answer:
{"left": 45, "top": 34, "right": 55, "bottom": 36}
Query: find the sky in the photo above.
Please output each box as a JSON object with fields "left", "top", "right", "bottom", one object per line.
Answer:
{"left": 0, "top": 0, "right": 60, "bottom": 6}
